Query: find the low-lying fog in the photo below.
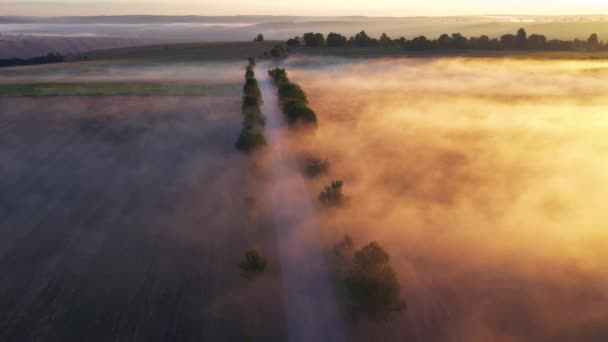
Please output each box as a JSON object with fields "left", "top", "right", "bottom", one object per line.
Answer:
{"left": 0, "top": 60, "right": 245, "bottom": 84}
{"left": 281, "top": 56, "right": 608, "bottom": 341}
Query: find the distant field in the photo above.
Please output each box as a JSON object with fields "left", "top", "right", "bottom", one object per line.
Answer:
{"left": 68, "top": 41, "right": 282, "bottom": 62}
{"left": 0, "top": 82, "right": 240, "bottom": 97}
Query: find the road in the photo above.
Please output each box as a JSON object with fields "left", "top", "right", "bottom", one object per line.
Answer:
{"left": 257, "top": 62, "right": 347, "bottom": 342}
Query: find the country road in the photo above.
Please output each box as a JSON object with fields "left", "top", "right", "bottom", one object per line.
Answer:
{"left": 257, "top": 62, "right": 347, "bottom": 342}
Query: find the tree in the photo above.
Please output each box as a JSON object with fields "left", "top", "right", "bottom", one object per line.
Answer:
{"left": 437, "top": 33, "right": 452, "bottom": 49}
{"left": 239, "top": 249, "right": 267, "bottom": 277}
{"left": 270, "top": 44, "right": 286, "bottom": 58}
{"left": 353, "top": 31, "right": 377, "bottom": 47}
{"left": 286, "top": 37, "right": 301, "bottom": 47}
{"left": 279, "top": 83, "right": 308, "bottom": 103}
{"left": 379, "top": 33, "right": 394, "bottom": 47}
{"left": 303, "top": 32, "right": 325, "bottom": 47}
{"left": 327, "top": 32, "right": 347, "bottom": 47}
{"left": 300, "top": 154, "right": 329, "bottom": 178}
{"left": 528, "top": 34, "right": 547, "bottom": 49}
{"left": 345, "top": 242, "right": 405, "bottom": 318}
{"left": 254, "top": 33, "right": 264, "bottom": 42}
{"left": 319, "top": 180, "right": 346, "bottom": 206}
{"left": 500, "top": 34, "right": 518, "bottom": 49}
{"left": 588, "top": 33, "right": 600, "bottom": 49}
{"left": 517, "top": 28, "right": 528, "bottom": 42}
{"left": 451, "top": 33, "right": 467, "bottom": 49}
{"left": 405, "top": 36, "right": 433, "bottom": 50}
{"left": 235, "top": 128, "right": 266, "bottom": 151}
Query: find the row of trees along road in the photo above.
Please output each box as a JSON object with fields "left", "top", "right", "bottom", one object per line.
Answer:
{"left": 235, "top": 58, "right": 267, "bottom": 152}
{"left": 268, "top": 67, "right": 317, "bottom": 126}
{"left": 286, "top": 29, "right": 606, "bottom": 51}
{"left": 264, "top": 64, "right": 405, "bottom": 320}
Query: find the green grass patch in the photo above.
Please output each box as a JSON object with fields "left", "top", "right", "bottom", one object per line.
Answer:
{"left": 0, "top": 82, "right": 240, "bottom": 97}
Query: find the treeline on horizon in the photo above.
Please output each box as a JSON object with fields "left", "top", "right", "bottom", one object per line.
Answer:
{"left": 0, "top": 52, "right": 64, "bottom": 68}
{"left": 286, "top": 29, "right": 605, "bottom": 51}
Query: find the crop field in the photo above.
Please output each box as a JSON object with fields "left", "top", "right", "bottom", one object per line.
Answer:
{"left": 2, "top": 47, "right": 608, "bottom": 342}
{"left": 0, "top": 61, "right": 286, "bottom": 341}
{"left": 274, "top": 56, "right": 608, "bottom": 341}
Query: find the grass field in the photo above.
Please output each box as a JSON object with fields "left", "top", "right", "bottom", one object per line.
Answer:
{"left": 0, "top": 56, "right": 288, "bottom": 341}
{"left": 0, "top": 82, "right": 240, "bottom": 97}
{"left": 68, "top": 41, "right": 283, "bottom": 62}
{"left": 2, "top": 40, "right": 608, "bottom": 341}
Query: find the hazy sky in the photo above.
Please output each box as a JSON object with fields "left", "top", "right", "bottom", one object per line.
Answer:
{"left": 1, "top": 0, "right": 607, "bottom": 16}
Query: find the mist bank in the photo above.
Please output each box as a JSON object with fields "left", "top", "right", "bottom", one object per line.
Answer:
{"left": 273, "top": 56, "right": 608, "bottom": 341}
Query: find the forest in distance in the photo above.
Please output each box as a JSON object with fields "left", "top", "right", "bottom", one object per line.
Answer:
{"left": 288, "top": 28, "right": 606, "bottom": 51}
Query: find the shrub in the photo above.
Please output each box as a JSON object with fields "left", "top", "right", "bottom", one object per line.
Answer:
{"left": 345, "top": 242, "right": 405, "bottom": 318}
{"left": 254, "top": 34, "right": 264, "bottom": 42}
{"left": 235, "top": 128, "right": 266, "bottom": 151}
{"left": 303, "top": 32, "right": 326, "bottom": 47}
{"left": 239, "top": 249, "right": 267, "bottom": 276}
{"left": 319, "top": 180, "right": 346, "bottom": 206}
{"left": 245, "top": 66, "right": 255, "bottom": 79}
{"left": 243, "top": 77, "right": 261, "bottom": 98}
{"left": 279, "top": 83, "right": 308, "bottom": 103}
{"left": 327, "top": 32, "right": 348, "bottom": 47}
{"left": 243, "top": 109, "right": 266, "bottom": 128}
{"left": 300, "top": 154, "right": 329, "bottom": 178}
{"left": 286, "top": 37, "right": 301, "bottom": 47}
{"left": 268, "top": 67, "right": 288, "bottom": 86}
{"left": 270, "top": 44, "right": 286, "bottom": 58}
{"left": 242, "top": 95, "right": 261, "bottom": 109}
{"left": 284, "top": 101, "right": 317, "bottom": 125}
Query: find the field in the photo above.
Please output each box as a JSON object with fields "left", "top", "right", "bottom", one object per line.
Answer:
{"left": 0, "top": 61, "right": 287, "bottom": 341}
{"left": 278, "top": 56, "right": 608, "bottom": 341}
{"left": 1, "top": 44, "right": 608, "bottom": 341}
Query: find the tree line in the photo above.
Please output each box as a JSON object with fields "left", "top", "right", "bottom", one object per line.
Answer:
{"left": 285, "top": 29, "right": 605, "bottom": 51}
{"left": 268, "top": 67, "right": 317, "bottom": 126}
{"left": 235, "top": 58, "right": 267, "bottom": 152}
{"left": 0, "top": 52, "right": 64, "bottom": 68}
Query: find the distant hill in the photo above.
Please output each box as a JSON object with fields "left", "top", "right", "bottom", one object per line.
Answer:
{"left": 1, "top": 15, "right": 608, "bottom": 58}
{"left": 0, "top": 35, "right": 153, "bottom": 59}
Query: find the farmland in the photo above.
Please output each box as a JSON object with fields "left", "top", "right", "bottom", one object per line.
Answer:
{"left": 1, "top": 37, "right": 608, "bottom": 342}
{"left": 0, "top": 59, "right": 286, "bottom": 341}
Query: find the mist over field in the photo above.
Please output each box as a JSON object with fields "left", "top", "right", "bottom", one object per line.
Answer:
{"left": 2, "top": 15, "right": 608, "bottom": 338}
{"left": 0, "top": 62, "right": 288, "bottom": 341}
{"left": 274, "top": 56, "right": 608, "bottom": 341}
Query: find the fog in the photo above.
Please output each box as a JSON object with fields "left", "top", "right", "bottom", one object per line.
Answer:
{"left": 276, "top": 56, "right": 608, "bottom": 341}
{"left": 0, "top": 60, "right": 245, "bottom": 84}
{"left": 0, "top": 62, "right": 287, "bottom": 341}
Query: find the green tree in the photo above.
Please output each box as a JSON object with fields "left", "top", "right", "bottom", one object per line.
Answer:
{"left": 254, "top": 33, "right": 264, "bottom": 42}
{"left": 239, "top": 249, "right": 267, "bottom": 277}
{"left": 319, "top": 180, "right": 346, "bottom": 206}
{"left": 235, "top": 128, "right": 266, "bottom": 152}
{"left": 270, "top": 44, "right": 286, "bottom": 58}
{"left": 327, "top": 32, "right": 348, "bottom": 47}
{"left": 379, "top": 33, "right": 394, "bottom": 47}
{"left": 303, "top": 32, "right": 326, "bottom": 47}
{"left": 588, "top": 33, "right": 600, "bottom": 49}
{"left": 345, "top": 242, "right": 405, "bottom": 318}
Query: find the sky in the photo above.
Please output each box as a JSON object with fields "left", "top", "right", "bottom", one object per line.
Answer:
{"left": 0, "top": 0, "right": 607, "bottom": 17}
